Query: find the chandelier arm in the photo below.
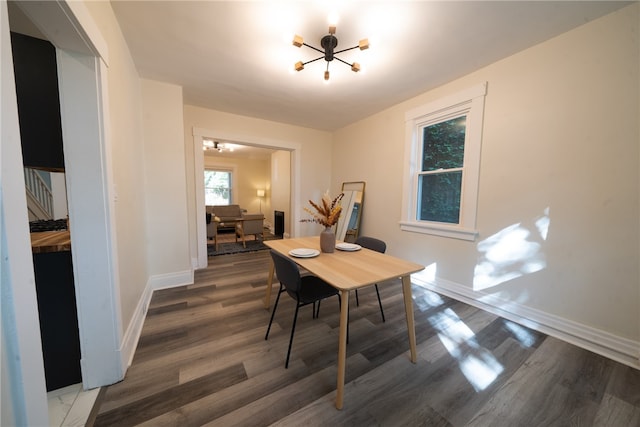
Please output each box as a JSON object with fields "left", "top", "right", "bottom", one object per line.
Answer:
{"left": 302, "top": 56, "right": 325, "bottom": 66}
{"left": 333, "top": 45, "right": 359, "bottom": 55}
{"left": 333, "top": 56, "right": 353, "bottom": 67}
{"left": 303, "top": 43, "right": 325, "bottom": 55}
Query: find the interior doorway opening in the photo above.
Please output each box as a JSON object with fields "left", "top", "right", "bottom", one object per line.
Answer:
{"left": 193, "top": 128, "right": 300, "bottom": 268}
{"left": 5, "top": 2, "right": 124, "bottom": 420}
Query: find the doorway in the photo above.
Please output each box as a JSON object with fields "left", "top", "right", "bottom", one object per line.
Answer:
{"left": 6, "top": 0, "right": 123, "bottom": 399}
{"left": 192, "top": 127, "right": 301, "bottom": 268}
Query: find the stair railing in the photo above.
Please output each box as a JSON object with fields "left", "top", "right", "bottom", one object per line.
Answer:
{"left": 24, "top": 168, "right": 54, "bottom": 220}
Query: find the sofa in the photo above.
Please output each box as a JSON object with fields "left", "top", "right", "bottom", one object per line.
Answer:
{"left": 206, "top": 205, "right": 246, "bottom": 232}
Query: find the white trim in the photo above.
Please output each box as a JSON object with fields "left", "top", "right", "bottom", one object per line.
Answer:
{"left": 404, "top": 82, "right": 487, "bottom": 121}
{"left": 401, "top": 82, "right": 487, "bottom": 241}
{"left": 57, "top": 49, "right": 123, "bottom": 389}
{"left": 412, "top": 275, "right": 640, "bottom": 369}
{"left": 194, "top": 133, "right": 207, "bottom": 269}
{"left": 399, "top": 221, "right": 478, "bottom": 241}
{"left": 120, "top": 282, "right": 153, "bottom": 369}
{"left": 15, "top": 0, "right": 108, "bottom": 64}
{"left": 148, "top": 270, "right": 194, "bottom": 291}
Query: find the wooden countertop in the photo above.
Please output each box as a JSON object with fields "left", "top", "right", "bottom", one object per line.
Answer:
{"left": 31, "top": 230, "right": 71, "bottom": 253}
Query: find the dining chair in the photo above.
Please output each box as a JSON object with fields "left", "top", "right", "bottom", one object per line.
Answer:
{"left": 235, "top": 214, "right": 264, "bottom": 248}
{"left": 354, "top": 236, "right": 386, "bottom": 322}
{"left": 265, "top": 250, "right": 340, "bottom": 368}
{"left": 206, "top": 213, "right": 219, "bottom": 251}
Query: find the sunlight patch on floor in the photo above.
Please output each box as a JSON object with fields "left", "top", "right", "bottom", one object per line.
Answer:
{"left": 429, "top": 308, "right": 504, "bottom": 392}
{"left": 503, "top": 319, "right": 537, "bottom": 348}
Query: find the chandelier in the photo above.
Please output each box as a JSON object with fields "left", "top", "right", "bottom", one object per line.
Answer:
{"left": 203, "top": 140, "right": 232, "bottom": 152}
{"left": 293, "top": 25, "right": 368, "bottom": 81}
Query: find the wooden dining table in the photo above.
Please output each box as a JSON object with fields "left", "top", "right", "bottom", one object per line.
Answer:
{"left": 264, "top": 236, "right": 425, "bottom": 409}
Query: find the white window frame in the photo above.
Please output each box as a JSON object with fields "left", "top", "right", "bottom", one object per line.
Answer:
{"left": 204, "top": 167, "right": 235, "bottom": 205}
{"left": 400, "top": 82, "right": 487, "bottom": 241}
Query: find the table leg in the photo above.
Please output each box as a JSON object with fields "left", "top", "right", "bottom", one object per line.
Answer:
{"left": 401, "top": 275, "right": 417, "bottom": 363}
{"left": 235, "top": 223, "right": 246, "bottom": 248}
{"left": 264, "top": 259, "right": 275, "bottom": 309}
{"left": 336, "top": 289, "right": 349, "bottom": 409}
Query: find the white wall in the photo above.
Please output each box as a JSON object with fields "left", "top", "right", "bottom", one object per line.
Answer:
{"left": 333, "top": 4, "right": 640, "bottom": 366}
{"left": 271, "top": 150, "right": 291, "bottom": 236}
{"left": 141, "top": 79, "right": 192, "bottom": 287}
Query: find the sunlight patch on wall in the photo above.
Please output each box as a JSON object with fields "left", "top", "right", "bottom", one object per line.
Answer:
{"left": 430, "top": 308, "right": 504, "bottom": 392}
{"left": 413, "top": 262, "right": 437, "bottom": 283}
{"left": 473, "top": 208, "right": 550, "bottom": 291}
{"left": 535, "top": 207, "right": 550, "bottom": 240}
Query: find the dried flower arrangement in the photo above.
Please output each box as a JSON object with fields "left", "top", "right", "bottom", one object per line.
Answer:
{"left": 302, "top": 191, "right": 344, "bottom": 228}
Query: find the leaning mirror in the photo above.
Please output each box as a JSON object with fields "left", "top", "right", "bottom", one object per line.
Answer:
{"left": 336, "top": 181, "right": 365, "bottom": 243}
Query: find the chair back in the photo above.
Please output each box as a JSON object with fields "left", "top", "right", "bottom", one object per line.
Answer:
{"left": 355, "top": 236, "right": 386, "bottom": 254}
{"left": 270, "top": 250, "right": 302, "bottom": 298}
{"left": 242, "top": 214, "right": 264, "bottom": 234}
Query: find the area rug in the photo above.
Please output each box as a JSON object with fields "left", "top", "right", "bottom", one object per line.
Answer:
{"left": 208, "top": 239, "right": 271, "bottom": 257}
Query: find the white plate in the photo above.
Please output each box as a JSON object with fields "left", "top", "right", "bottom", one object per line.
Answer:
{"left": 289, "top": 248, "right": 320, "bottom": 258}
{"left": 335, "top": 243, "right": 362, "bottom": 251}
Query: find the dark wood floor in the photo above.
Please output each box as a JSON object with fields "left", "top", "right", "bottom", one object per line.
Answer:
{"left": 89, "top": 250, "right": 640, "bottom": 426}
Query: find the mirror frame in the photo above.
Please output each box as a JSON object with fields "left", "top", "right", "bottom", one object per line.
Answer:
{"left": 336, "top": 181, "right": 365, "bottom": 243}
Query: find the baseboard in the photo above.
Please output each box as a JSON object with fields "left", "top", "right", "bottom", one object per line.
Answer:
{"left": 149, "top": 269, "right": 194, "bottom": 290}
{"left": 412, "top": 275, "right": 640, "bottom": 369}
{"left": 120, "top": 281, "right": 153, "bottom": 369}
{"left": 120, "top": 269, "right": 195, "bottom": 369}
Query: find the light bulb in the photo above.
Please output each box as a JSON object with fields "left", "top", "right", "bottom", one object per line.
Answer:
{"left": 327, "top": 12, "right": 339, "bottom": 28}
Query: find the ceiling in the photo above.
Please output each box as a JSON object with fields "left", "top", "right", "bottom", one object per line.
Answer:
{"left": 110, "top": 1, "right": 630, "bottom": 133}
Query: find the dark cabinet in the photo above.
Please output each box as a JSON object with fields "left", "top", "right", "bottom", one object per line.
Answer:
{"left": 32, "top": 251, "right": 81, "bottom": 391}
{"left": 10, "top": 31, "right": 65, "bottom": 171}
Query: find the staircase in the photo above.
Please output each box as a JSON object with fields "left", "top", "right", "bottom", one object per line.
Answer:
{"left": 24, "top": 168, "right": 54, "bottom": 222}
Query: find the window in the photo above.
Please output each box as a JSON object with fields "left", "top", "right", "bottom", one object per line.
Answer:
{"left": 204, "top": 169, "right": 233, "bottom": 205}
{"left": 400, "top": 82, "right": 487, "bottom": 241}
{"left": 418, "top": 116, "right": 466, "bottom": 223}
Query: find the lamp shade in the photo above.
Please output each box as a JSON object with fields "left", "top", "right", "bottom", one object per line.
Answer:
{"left": 257, "top": 189, "right": 265, "bottom": 197}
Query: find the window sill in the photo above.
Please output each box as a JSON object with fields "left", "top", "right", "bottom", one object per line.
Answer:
{"left": 399, "top": 221, "right": 478, "bottom": 241}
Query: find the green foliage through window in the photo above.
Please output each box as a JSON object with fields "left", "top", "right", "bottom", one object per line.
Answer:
{"left": 418, "top": 116, "right": 466, "bottom": 224}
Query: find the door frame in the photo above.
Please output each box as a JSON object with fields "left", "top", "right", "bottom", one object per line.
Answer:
{"left": 192, "top": 126, "right": 301, "bottom": 268}
{"left": 3, "top": 3, "right": 123, "bottom": 423}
